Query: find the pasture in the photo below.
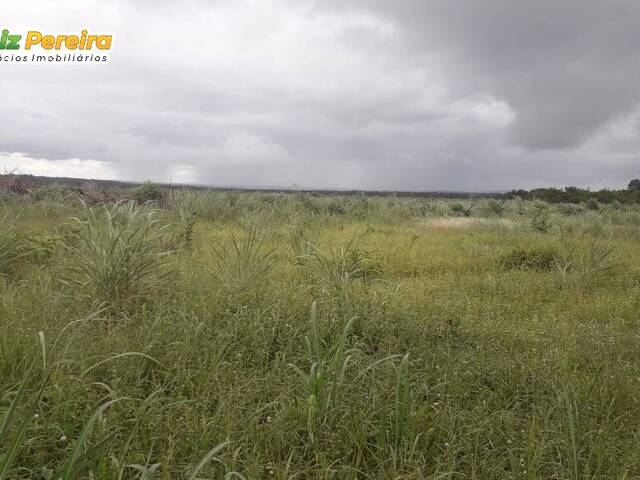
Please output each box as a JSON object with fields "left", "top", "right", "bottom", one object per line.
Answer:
{"left": 1, "top": 187, "right": 640, "bottom": 479}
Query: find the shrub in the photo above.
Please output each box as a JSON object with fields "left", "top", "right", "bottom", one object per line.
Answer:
{"left": 327, "top": 201, "right": 347, "bottom": 216}
{"left": 450, "top": 202, "right": 472, "bottom": 217}
{"left": 586, "top": 198, "right": 600, "bottom": 211}
{"left": 133, "top": 181, "right": 163, "bottom": 205}
{"left": 531, "top": 203, "right": 551, "bottom": 232}
{"left": 498, "top": 245, "right": 559, "bottom": 271}
{"left": 483, "top": 199, "right": 505, "bottom": 217}
{"left": 557, "top": 203, "right": 584, "bottom": 216}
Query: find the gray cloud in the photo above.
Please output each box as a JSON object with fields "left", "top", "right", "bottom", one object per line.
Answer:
{"left": 324, "top": 0, "right": 640, "bottom": 149}
{"left": 0, "top": 0, "right": 639, "bottom": 190}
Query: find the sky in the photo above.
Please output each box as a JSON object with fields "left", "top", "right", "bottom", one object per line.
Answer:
{"left": 1, "top": 0, "right": 639, "bottom": 191}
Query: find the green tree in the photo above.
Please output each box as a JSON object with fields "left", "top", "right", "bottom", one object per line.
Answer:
{"left": 628, "top": 179, "right": 640, "bottom": 192}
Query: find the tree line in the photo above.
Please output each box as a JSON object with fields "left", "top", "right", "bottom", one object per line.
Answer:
{"left": 506, "top": 179, "right": 640, "bottom": 204}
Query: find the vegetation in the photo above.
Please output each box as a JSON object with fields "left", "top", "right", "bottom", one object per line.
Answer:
{"left": 1, "top": 182, "right": 640, "bottom": 478}
{"left": 133, "top": 181, "right": 163, "bottom": 205}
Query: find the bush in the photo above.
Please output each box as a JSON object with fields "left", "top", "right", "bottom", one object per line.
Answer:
{"left": 531, "top": 203, "right": 551, "bottom": 232}
{"left": 498, "top": 245, "right": 559, "bottom": 271}
{"left": 483, "top": 199, "right": 505, "bottom": 217}
{"left": 133, "top": 181, "right": 163, "bottom": 204}
{"left": 557, "top": 203, "right": 584, "bottom": 216}
{"left": 450, "top": 202, "right": 472, "bottom": 217}
{"left": 586, "top": 198, "right": 600, "bottom": 211}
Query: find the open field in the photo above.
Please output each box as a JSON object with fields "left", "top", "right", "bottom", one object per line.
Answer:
{"left": 2, "top": 187, "right": 640, "bottom": 479}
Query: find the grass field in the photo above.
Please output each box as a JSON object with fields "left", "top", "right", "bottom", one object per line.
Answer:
{"left": 2, "top": 188, "right": 640, "bottom": 479}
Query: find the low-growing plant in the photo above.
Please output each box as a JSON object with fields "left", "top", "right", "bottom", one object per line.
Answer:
{"left": 499, "top": 245, "right": 559, "bottom": 271}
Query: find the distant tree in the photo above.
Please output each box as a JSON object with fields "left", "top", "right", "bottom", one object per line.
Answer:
{"left": 628, "top": 179, "right": 640, "bottom": 192}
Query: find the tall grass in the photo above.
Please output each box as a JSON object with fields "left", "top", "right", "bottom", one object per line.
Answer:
{"left": 0, "top": 211, "right": 23, "bottom": 277}
{"left": 167, "top": 190, "right": 198, "bottom": 249}
{"left": 210, "top": 223, "right": 276, "bottom": 306}
{"left": 2, "top": 191, "right": 640, "bottom": 477}
{"left": 292, "top": 302, "right": 356, "bottom": 436}
{"left": 62, "top": 201, "right": 169, "bottom": 315}
{"left": 295, "top": 236, "right": 381, "bottom": 287}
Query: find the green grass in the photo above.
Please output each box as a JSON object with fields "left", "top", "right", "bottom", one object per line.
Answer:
{"left": 1, "top": 191, "right": 640, "bottom": 478}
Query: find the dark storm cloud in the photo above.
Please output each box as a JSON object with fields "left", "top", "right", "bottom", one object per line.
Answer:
{"left": 0, "top": 0, "right": 638, "bottom": 189}
{"left": 324, "top": 0, "right": 640, "bottom": 150}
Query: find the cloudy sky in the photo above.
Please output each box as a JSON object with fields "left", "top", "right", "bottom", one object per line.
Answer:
{"left": 1, "top": 0, "right": 639, "bottom": 191}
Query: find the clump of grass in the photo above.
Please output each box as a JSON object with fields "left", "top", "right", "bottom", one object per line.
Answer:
{"left": 62, "top": 201, "right": 169, "bottom": 315}
{"left": 168, "top": 190, "right": 198, "bottom": 249}
{"left": 295, "top": 236, "right": 381, "bottom": 286}
{"left": 211, "top": 223, "right": 275, "bottom": 299}
{"left": 292, "top": 302, "right": 356, "bottom": 436}
{"left": 289, "top": 228, "right": 315, "bottom": 265}
{"left": 555, "top": 238, "right": 622, "bottom": 285}
{"left": 499, "top": 245, "right": 559, "bottom": 271}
